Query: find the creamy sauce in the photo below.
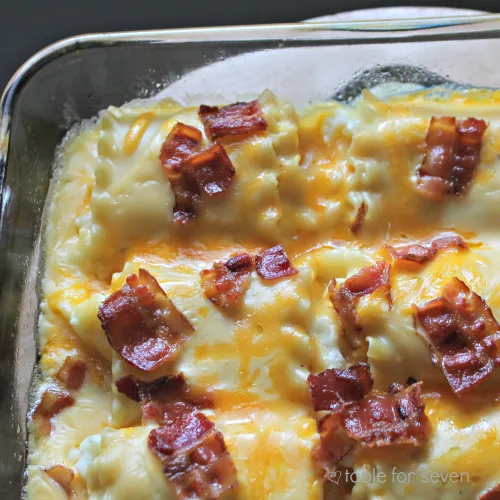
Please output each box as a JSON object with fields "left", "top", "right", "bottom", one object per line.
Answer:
{"left": 27, "top": 88, "right": 500, "bottom": 499}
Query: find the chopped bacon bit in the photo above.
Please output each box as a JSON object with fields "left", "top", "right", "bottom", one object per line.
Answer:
{"left": 56, "top": 357, "right": 87, "bottom": 391}
{"left": 98, "top": 268, "right": 194, "bottom": 372}
{"left": 182, "top": 144, "right": 235, "bottom": 196}
{"left": 480, "top": 484, "right": 500, "bottom": 500}
{"left": 328, "top": 262, "right": 391, "bottom": 349}
{"left": 351, "top": 201, "right": 367, "bottom": 235}
{"left": 159, "top": 123, "right": 202, "bottom": 173}
{"left": 255, "top": 245, "right": 298, "bottom": 281}
{"left": 159, "top": 123, "right": 203, "bottom": 223}
{"left": 312, "top": 382, "right": 429, "bottom": 474}
{"left": 159, "top": 123, "right": 235, "bottom": 224}
{"left": 308, "top": 363, "right": 373, "bottom": 412}
{"left": 416, "top": 116, "right": 487, "bottom": 199}
{"left": 387, "top": 244, "right": 435, "bottom": 263}
{"left": 115, "top": 375, "right": 141, "bottom": 402}
{"left": 341, "top": 262, "right": 390, "bottom": 297}
{"left": 149, "top": 412, "right": 238, "bottom": 499}
{"left": 341, "top": 383, "right": 430, "bottom": 447}
{"left": 387, "top": 234, "right": 467, "bottom": 264}
{"left": 200, "top": 253, "right": 254, "bottom": 308}
{"left": 116, "top": 373, "right": 212, "bottom": 424}
{"left": 454, "top": 118, "right": 489, "bottom": 194}
{"left": 329, "top": 280, "right": 362, "bottom": 350}
{"left": 33, "top": 389, "right": 74, "bottom": 436}
{"left": 44, "top": 465, "right": 74, "bottom": 496}
{"left": 388, "top": 382, "right": 405, "bottom": 394}
{"left": 313, "top": 412, "right": 354, "bottom": 480}
{"left": 199, "top": 101, "right": 267, "bottom": 140}
{"left": 417, "top": 116, "right": 457, "bottom": 199}
{"left": 416, "top": 277, "right": 500, "bottom": 393}
{"left": 432, "top": 235, "right": 468, "bottom": 251}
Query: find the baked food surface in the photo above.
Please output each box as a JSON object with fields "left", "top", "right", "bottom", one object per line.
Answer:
{"left": 26, "top": 88, "right": 500, "bottom": 500}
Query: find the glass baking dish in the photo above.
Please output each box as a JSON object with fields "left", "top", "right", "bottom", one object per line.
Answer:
{"left": 2, "top": 13, "right": 500, "bottom": 497}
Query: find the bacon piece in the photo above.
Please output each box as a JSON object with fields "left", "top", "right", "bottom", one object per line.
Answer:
{"left": 255, "top": 245, "right": 298, "bottom": 280}
{"left": 417, "top": 116, "right": 457, "bottom": 199}
{"left": 98, "top": 268, "right": 194, "bottom": 372}
{"left": 341, "top": 383, "right": 430, "bottom": 447}
{"left": 200, "top": 253, "right": 254, "bottom": 308}
{"left": 313, "top": 383, "right": 429, "bottom": 475}
{"left": 339, "top": 261, "right": 390, "bottom": 297}
{"left": 328, "top": 262, "right": 391, "bottom": 349}
{"left": 115, "top": 375, "right": 141, "bottom": 402}
{"left": 351, "top": 201, "right": 367, "bottom": 235}
{"left": 159, "top": 123, "right": 203, "bottom": 224}
{"left": 44, "top": 465, "right": 74, "bottom": 496}
{"left": 416, "top": 116, "right": 487, "bottom": 199}
{"left": 182, "top": 144, "right": 235, "bottom": 197}
{"left": 387, "top": 234, "right": 467, "bottom": 264}
{"left": 33, "top": 389, "right": 74, "bottom": 436}
{"left": 387, "top": 244, "right": 435, "bottom": 263}
{"left": 480, "top": 484, "right": 500, "bottom": 500}
{"left": 175, "top": 144, "right": 235, "bottom": 223}
{"left": 56, "top": 356, "right": 87, "bottom": 391}
{"left": 116, "top": 373, "right": 212, "bottom": 424}
{"left": 149, "top": 412, "right": 238, "bottom": 499}
{"left": 416, "top": 277, "right": 500, "bottom": 393}
{"left": 313, "top": 412, "right": 354, "bottom": 480}
{"left": 308, "top": 363, "right": 373, "bottom": 412}
{"left": 199, "top": 101, "right": 267, "bottom": 140}
{"left": 159, "top": 123, "right": 203, "bottom": 173}
{"left": 432, "top": 235, "right": 468, "bottom": 251}
{"left": 454, "top": 118, "right": 489, "bottom": 194}
{"left": 159, "top": 124, "right": 235, "bottom": 224}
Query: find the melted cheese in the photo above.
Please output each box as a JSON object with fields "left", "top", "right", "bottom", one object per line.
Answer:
{"left": 27, "top": 88, "right": 500, "bottom": 499}
{"left": 216, "top": 408, "right": 322, "bottom": 500}
{"left": 84, "top": 427, "right": 174, "bottom": 500}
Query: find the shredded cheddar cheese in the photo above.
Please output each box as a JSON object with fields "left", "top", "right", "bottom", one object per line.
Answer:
{"left": 26, "top": 88, "right": 500, "bottom": 500}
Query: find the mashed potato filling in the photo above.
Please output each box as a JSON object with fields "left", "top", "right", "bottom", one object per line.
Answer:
{"left": 27, "top": 89, "right": 500, "bottom": 499}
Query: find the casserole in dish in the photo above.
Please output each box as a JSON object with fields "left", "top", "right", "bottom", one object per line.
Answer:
{"left": 3, "top": 14, "right": 500, "bottom": 499}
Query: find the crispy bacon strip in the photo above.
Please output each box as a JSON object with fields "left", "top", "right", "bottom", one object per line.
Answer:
{"left": 98, "top": 269, "right": 194, "bottom": 372}
{"left": 159, "top": 123, "right": 203, "bottom": 223}
{"left": 387, "top": 234, "right": 467, "bottom": 264}
{"left": 182, "top": 144, "right": 235, "bottom": 197}
{"left": 115, "top": 374, "right": 141, "bottom": 401}
{"left": 160, "top": 123, "right": 203, "bottom": 173}
{"left": 56, "top": 356, "right": 87, "bottom": 391}
{"left": 308, "top": 363, "right": 373, "bottom": 412}
{"left": 328, "top": 262, "right": 391, "bottom": 349}
{"left": 351, "top": 201, "right": 367, "bottom": 235}
{"left": 255, "top": 245, "right": 298, "bottom": 280}
{"left": 416, "top": 116, "right": 487, "bottom": 199}
{"left": 341, "top": 383, "right": 430, "bottom": 447}
{"left": 199, "top": 101, "right": 267, "bottom": 140}
{"left": 313, "top": 412, "right": 354, "bottom": 480}
{"left": 44, "top": 465, "right": 74, "bottom": 496}
{"left": 159, "top": 123, "right": 235, "bottom": 224}
{"left": 432, "top": 235, "right": 468, "bottom": 251}
{"left": 416, "top": 277, "right": 500, "bottom": 393}
{"left": 33, "top": 389, "right": 74, "bottom": 436}
{"left": 149, "top": 412, "right": 238, "bottom": 499}
{"left": 417, "top": 116, "right": 457, "bottom": 199}
{"left": 480, "top": 484, "right": 500, "bottom": 500}
{"left": 116, "top": 373, "right": 212, "bottom": 424}
{"left": 454, "top": 118, "right": 489, "bottom": 194}
{"left": 200, "top": 253, "right": 254, "bottom": 308}
{"left": 313, "top": 382, "right": 429, "bottom": 476}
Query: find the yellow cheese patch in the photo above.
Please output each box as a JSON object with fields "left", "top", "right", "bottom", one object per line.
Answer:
{"left": 27, "top": 88, "right": 500, "bottom": 499}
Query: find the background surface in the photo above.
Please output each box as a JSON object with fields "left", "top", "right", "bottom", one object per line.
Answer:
{"left": 1, "top": 0, "right": 499, "bottom": 92}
